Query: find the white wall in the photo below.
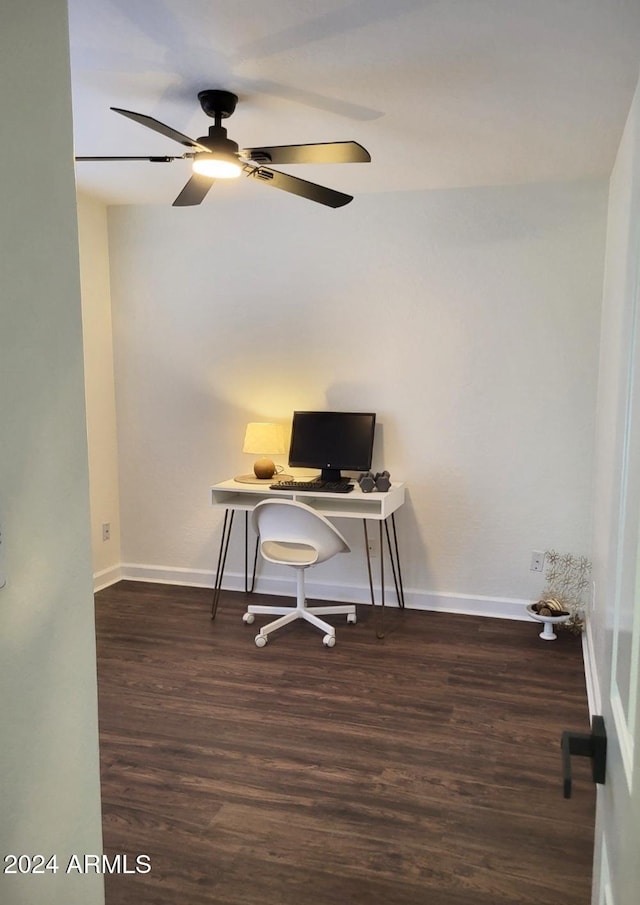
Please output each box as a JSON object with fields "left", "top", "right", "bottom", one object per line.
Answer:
{"left": 78, "top": 194, "right": 122, "bottom": 587}
{"left": 0, "top": 3, "right": 104, "bottom": 904}
{"left": 105, "top": 176, "right": 606, "bottom": 614}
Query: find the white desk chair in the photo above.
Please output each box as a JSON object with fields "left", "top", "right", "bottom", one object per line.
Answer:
{"left": 245, "top": 499, "right": 356, "bottom": 647}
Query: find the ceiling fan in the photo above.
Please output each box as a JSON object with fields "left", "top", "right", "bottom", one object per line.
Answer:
{"left": 75, "top": 89, "right": 371, "bottom": 208}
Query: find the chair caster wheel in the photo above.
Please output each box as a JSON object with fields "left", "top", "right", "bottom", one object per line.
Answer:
{"left": 255, "top": 634, "right": 267, "bottom": 647}
{"left": 323, "top": 634, "right": 336, "bottom": 647}
{"left": 347, "top": 613, "right": 357, "bottom": 624}
{"left": 243, "top": 612, "right": 255, "bottom": 624}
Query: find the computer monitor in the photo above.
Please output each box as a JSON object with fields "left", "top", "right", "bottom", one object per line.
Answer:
{"left": 288, "top": 411, "right": 376, "bottom": 482}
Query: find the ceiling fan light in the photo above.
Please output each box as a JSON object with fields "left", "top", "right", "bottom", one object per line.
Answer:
{"left": 192, "top": 152, "right": 241, "bottom": 179}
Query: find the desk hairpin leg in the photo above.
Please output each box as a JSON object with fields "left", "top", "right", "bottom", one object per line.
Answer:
{"left": 244, "top": 512, "right": 259, "bottom": 594}
{"left": 385, "top": 513, "right": 405, "bottom": 609}
{"left": 377, "top": 520, "right": 386, "bottom": 639}
{"left": 211, "top": 511, "right": 260, "bottom": 621}
{"left": 363, "top": 516, "right": 405, "bottom": 640}
{"left": 362, "top": 520, "right": 377, "bottom": 630}
{"left": 211, "top": 509, "right": 235, "bottom": 620}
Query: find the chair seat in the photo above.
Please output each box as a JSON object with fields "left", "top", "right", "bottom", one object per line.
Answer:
{"left": 261, "top": 540, "right": 318, "bottom": 565}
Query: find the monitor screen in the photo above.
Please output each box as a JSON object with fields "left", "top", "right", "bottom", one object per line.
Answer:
{"left": 288, "top": 411, "right": 376, "bottom": 482}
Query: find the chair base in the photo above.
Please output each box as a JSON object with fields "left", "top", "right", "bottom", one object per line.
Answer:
{"left": 243, "top": 600, "right": 356, "bottom": 646}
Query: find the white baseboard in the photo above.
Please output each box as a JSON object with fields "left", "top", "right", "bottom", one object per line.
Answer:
{"left": 401, "top": 588, "right": 531, "bottom": 621}
{"left": 119, "top": 563, "right": 219, "bottom": 588}
{"left": 93, "top": 564, "right": 123, "bottom": 592}
{"left": 107, "top": 562, "right": 532, "bottom": 621}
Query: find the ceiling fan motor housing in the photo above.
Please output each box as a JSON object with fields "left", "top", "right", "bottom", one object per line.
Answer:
{"left": 197, "top": 89, "right": 238, "bottom": 119}
{"left": 197, "top": 125, "right": 239, "bottom": 157}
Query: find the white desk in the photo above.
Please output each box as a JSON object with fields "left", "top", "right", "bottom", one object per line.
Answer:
{"left": 210, "top": 479, "right": 406, "bottom": 637}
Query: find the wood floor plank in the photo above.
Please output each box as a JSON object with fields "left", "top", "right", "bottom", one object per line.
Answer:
{"left": 95, "top": 581, "right": 594, "bottom": 904}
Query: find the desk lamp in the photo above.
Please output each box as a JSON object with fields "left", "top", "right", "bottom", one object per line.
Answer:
{"left": 235, "top": 422, "right": 291, "bottom": 484}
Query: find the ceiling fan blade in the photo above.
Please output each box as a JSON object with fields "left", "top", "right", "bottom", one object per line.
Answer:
{"left": 241, "top": 141, "right": 371, "bottom": 165}
{"left": 248, "top": 167, "right": 352, "bottom": 208}
{"left": 75, "top": 156, "right": 180, "bottom": 162}
{"left": 111, "top": 107, "right": 208, "bottom": 151}
{"left": 172, "top": 173, "right": 215, "bottom": 207}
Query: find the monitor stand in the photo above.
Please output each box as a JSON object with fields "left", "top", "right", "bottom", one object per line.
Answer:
{"left": 319, "top": 468, "right": 348, "bottom": 484}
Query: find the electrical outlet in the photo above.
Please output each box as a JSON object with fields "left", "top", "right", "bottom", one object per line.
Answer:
{"left": 530, "top": 550, "right": 545, "bottom": 572}
{"left": 102, "top": 522, "right": 111, "bottom": 542}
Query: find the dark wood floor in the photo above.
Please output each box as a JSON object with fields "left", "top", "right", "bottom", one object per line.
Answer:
{"left": 95, "top": 581, "right": 595, "bottom": 905}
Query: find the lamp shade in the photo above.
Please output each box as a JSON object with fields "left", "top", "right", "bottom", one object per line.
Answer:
{"left": 242, "top": 422, "right": 286, "bottom": 456}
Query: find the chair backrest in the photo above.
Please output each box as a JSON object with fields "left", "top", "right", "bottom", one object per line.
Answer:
{"left": 252, "top": 499, "right": 350, "bottom": 567}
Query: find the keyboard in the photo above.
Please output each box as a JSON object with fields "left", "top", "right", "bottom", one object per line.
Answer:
{"left": 269, "top": 480, "right": 354, "bottom": 494}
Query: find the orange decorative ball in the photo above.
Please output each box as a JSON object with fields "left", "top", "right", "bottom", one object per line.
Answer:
{"left": 253, "top": 457, "right": 276, "bottom": 479}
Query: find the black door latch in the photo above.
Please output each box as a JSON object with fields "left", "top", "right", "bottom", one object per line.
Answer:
{"left": 561, "top": 715, "right": 607, "bottom": 799}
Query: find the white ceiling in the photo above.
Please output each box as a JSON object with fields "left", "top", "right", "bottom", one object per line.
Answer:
{"left": 68, "top": 0, "right": 640, "bottom": 207}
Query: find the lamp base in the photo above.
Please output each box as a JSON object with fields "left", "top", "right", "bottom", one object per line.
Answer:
{"left": 234, "top": 474, "right": 293, "bottom": 484}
